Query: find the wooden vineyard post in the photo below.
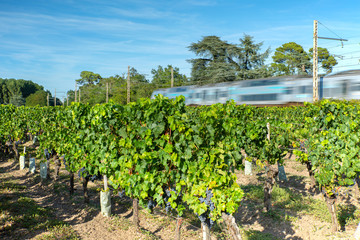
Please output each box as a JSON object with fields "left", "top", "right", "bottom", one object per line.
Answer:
{"left": 82, "top": 175, "right": 90, "bottom": 204}
{"left": 264, "top": 122, "right": 278, "bottom": 212}
{"left": 53, "top": 152, "right": 61, "bottom": 180}
{"left": 221, "top": 213, "right": 243, "bottom": 240}
{"left": 69, "top": 172, "right": 75, "bottom": 195}
{"left": 201, "top": 223, "right": 211, "bottom": 240}
{"left": 325, "top": 194, "right": 339, "bottom": 232}
{"left": 175, "top": 217, "right": 183, "bottom": 240}
{"left": 133, "top": 198, "right": 140, "bottom": 229}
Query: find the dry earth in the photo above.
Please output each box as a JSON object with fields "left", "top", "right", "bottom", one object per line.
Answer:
{"left": 1, "top": 151, "right": 359, "bottom": 240}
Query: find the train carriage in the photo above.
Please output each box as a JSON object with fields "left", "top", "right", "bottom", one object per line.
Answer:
{"left": 150, "top": 70, "right": 360, "bottom": 105}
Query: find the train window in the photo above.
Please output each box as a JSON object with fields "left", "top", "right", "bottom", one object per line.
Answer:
{"left": 285, "top": 87, "right": 293, "bottom": 94}
{"left": 352, "top": 83, "right": 360, "bottom": 91}
{"left": 202, "top": 90, "right": 207, "bottom": 100}
{"left": 342, "top": 82, "right": 348, "bottom": 95}
{"left": 220, "top": 91, "right": 228, "bottom": 98}
{"left": 169, "top": 87, "right": 186, "bottom": 93}
{"left": 241, "top": 94, "right": 278, "bottom": 101}
{"left": 247, "top": 79, "right": 279, "bottom": 87}
{"left": 323, "top": 88, "right": 331, "bottom": 97}
{"left": 176, "top": 87, "right": 187, "bottom": 92}
{"left": 215, "top": 89, "right": 219, "bottom": 99}
{"left": 196, "top": 93, "right": 201, "bottom": 99}
{"left": 205, "top": 93, "right": 214, "bottom": 101}
{"left": 300, "top": 86, "right": 312, "bottom": 94}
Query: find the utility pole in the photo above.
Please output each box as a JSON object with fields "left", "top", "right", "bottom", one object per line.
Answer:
{"left": 75, "top": 82, "right": 77, "bottom": 103}
{"left": 313, "top": 20, "right": 318, "bottom": 102}
{"left": 67, "top": 93, "right": 69, "bottom": 106}
{"left": 106, "top": 81, "right": 109, "bottom": 103}
{"left": 127, "top": 66, "right": 130, "bottom": 104}
{"left": 313, "top": 20, "right": 348, "bottom": 102}
{"left": 79, "top": 88, "right": 81, "bottom": 103}
{"left": 171, "top": 67, "right": 174, "bottom": 88}
{"left": 47, "top": 93, "right": 49, "bottom": 106}
{"left": 54, "top": 89, "right": 56, "bottom": 107}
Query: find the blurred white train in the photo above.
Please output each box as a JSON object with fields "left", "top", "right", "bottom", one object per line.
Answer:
{"left": 150, "top": 70, "right": 360, "bottom": 105}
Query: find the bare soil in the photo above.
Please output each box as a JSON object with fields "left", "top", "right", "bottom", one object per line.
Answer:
{"left": 1, "top": 150, "right": 359, "bottom": 240}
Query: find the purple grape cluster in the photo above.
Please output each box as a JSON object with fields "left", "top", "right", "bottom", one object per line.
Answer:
{"left": 118, "top": 189, "right": 126, "bottom": 198}
{"left": 196, "top": 188, "right": 215, "bottom": 229}
{"left": 44, "top": 148, "right": 50, "bottom": 160}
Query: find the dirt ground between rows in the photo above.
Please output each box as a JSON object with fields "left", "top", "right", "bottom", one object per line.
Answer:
{"left": 1, "top": 153, "right": 359, "bottom": 240}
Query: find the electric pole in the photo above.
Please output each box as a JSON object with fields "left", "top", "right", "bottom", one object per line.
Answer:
{"left": 127, "top": 66, "right": 130, "bottom": 104}
{"left": 75, "top": 82, "right": 77, "bottom": 103}
{"left": 313, "top": 20, "right": 348, "bottom": 102}
{"left": 47, "top": 93, "right": 49, "bottom": 106}
{"left": 54, "top": 89, "right": 56, "bottom": 107}
{"left": 313, "top": 20, "right": 318, "bottom": 102}
{"left": 106, "top": 81, "right": 109, "bottom": 103}
{"left": 171, "top": 67, "right": 174, "bottom": 88}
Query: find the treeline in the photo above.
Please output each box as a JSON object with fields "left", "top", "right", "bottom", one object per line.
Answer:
{"left": 0, "top": 78, "right": 58, "bottom": 107}
{"left": 68, "top": 35, "right": 338, "bottom": 105}
{"left": 188, "top": 35, "right": 337, "bottom": 84}
{"left": 2, "top": 34, "right": 338, "bottom": 107}
{"left": 67, "top": 66, "right": 188, "bottom": 105}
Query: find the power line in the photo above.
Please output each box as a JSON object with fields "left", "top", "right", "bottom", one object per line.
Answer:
{"left": 333, "top": 63, "right": 360, "bottom": 69}
{"left": 340, "top": 56, "right": 360, "bottom": 61}
{"left": 323, "top": 42, "right": 360, "bottom": 50}
{"left": 337, "top": 50, "right": 360, "bottom": 55}
{"left": 318, "top": 21, "right": 346, "bottom": 41}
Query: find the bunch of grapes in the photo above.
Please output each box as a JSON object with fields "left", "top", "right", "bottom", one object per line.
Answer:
{"left": 196, "top": 188, "right": 215, "bottom": 229}
{"left": 44, "top": 148, "right": 50, "bottom": 160}
{"left": 164, "top": 188, "right": 173, "bottom": 213}
{"left": 78, "top": 167, "right": 89, "bottom": 178}
{"left": 62, "top": 155, "right": 69, "bottom": 170}
{"left": 163, "top": 187, "right": 182, "bottom": 214}
{"left": 147, "top": 198, "right": 157, "bottom": 211}
{"left": 89, "top": 173, "right": 102, "bottom": 182}
{"left": 118, "top": 189, "right": 126, "bottom": 198}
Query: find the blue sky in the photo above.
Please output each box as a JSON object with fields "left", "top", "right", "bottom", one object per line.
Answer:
{"left": 1, "top": 0, "right": 360, "bottom": 98}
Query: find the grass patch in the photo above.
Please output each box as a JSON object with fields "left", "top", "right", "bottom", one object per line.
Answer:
{"left": 242, "top": 184, "right": 331, "bottom": 223}
{"left": 33, "top": 225, "right": 80, "bottom": 240}
{"left": 337, "top": 204, "right": 360, "bottom": 229}
{"left": 0, "top": 196, "right": 64, "bottom": 237}
{"left": 1, "top": 180, "right": 27, "bottom": 191}
{"left": 53, "top": 182, "right": 67, "bottom": 194}
{"left": 242, "top": 229, "right": 280, "bottom": 240}
{"left": 110, "top": 215, "right": 132, "bottom": 231}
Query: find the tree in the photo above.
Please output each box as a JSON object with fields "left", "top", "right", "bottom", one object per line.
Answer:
{"left": 129, "top": 67, "right": 148, "bottom": 83}
{"left": 128, "top": 68, "right": 153, "bottom": 101}
{"left": 9, "top": 94, "right": 25, "bottom": 106}
{"left": 68, "top": 68, "right": 153, "bottom": 105}
{"left": 188, "top": 35, "right": 271, "bottom": 84}
{"left": 0, "top": 78, "right": 44, "bottom": 104}
{"left": 151, "top": 65, "right": 188, "bottom": 87}
{"left": 76, "top": 71, "right": 102, "bottom": 85}
{"left": 271, "top": 42, "right": 311, "bottom": 76}
{"left": 309, "top": 47, "right": 338, "bottom": 74}
{"left": 25, "top": 90, "right": 48, "bottom": 106}
{"left": 188, "top": 36, "right": 237, "bottom": 84}
{"left": 236, "top": 34, "right": 271, "bottom": 79}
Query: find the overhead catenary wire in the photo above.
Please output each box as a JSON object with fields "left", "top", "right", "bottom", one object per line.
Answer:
{"left": 318, "top": 21, "right": 347, "bottom": 42}
{"left": 332, "top": 63, "right": 360, "bottom": 69}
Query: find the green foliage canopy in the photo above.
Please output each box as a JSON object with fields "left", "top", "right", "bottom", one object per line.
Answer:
{"left": 188, "top": 34, "right": 271, "bottom": 84}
